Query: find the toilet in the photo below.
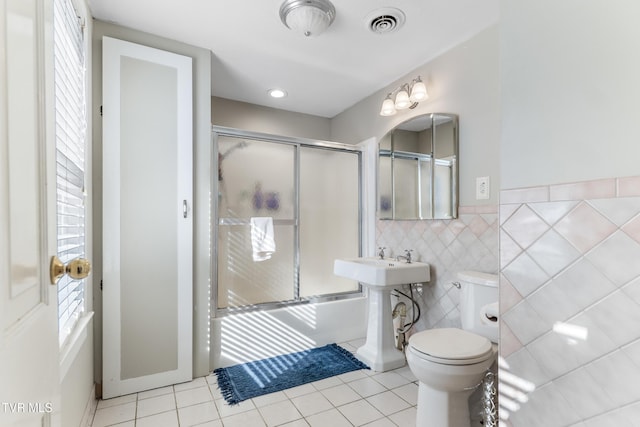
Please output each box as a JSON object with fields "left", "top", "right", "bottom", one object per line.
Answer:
{"left": 406, "top": 271, "right": 498, "bottom": 427}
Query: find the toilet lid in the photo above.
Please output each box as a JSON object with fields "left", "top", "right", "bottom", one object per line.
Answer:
{"left": 409, "top": 328, "right": 493, "bottom": 365}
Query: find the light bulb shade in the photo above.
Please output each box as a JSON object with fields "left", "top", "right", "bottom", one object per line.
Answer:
{"left": 380, "top": 97, "right": 396, "bottom": 116}
{"left": 280, "top": 0, "right": 336, "bottom": 37}
{"left": 394, "top": 88, "right": 411, "bottom": 110}
{"left": 410, "top": 80, "right": 428, "bottom": 102}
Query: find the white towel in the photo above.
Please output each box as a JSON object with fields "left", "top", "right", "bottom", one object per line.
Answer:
{"left": 250, "top": 217, "right": 276, "bottom": 262}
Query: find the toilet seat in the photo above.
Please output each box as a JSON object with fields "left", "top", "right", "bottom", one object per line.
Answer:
{"left": 409, "top": 328, "right": 493, "bottom": 366}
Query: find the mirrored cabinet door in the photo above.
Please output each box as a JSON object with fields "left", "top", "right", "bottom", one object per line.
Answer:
{"left": 378, "top": 113, "right": 458, "bottom": 220}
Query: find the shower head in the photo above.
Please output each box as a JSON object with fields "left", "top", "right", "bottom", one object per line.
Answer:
{"left": 218, "top": 141, "right": 249, "bottom": 181}
{"left": 221, "top": 141, "right": 249, "bottom": 159}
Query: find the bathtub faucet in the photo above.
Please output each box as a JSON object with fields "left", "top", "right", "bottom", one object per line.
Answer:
{"left": 396, "top": 249, "right": 413, "bottom": 264}
{"left": 377, "top": 247, "right": 386, "bottom": 259}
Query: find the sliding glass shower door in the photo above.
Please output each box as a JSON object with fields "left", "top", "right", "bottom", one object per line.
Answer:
{"left": 214, "top": 128, "right": 361, "bottom": 311}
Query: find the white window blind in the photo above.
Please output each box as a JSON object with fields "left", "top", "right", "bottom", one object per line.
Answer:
{"left": 53, "top": 0, "right": 87, "bottom": 346}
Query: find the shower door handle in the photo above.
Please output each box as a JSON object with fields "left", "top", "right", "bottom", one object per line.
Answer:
{"left": 183, "top": 200, "right": 188, "bottom": 218}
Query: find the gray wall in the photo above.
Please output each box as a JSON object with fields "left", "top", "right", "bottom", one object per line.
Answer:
{"left": 212, "top": 96, "right": 331, "bottom": 140}
{"left": 92, "top": 20, "right": 212, "bottom": 386}
{"left": 500, "top": 1, "right": 640, "bottom": 189}
{"left": 499, "top": 1, "right": 640, "bottom": 425}
{"left": 332, "top": 25, "right": 500, "bottom": 208}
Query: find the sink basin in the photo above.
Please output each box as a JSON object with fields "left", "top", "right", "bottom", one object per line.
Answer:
{"left": 334, "top": 257, "right": 430, "bottom": 286}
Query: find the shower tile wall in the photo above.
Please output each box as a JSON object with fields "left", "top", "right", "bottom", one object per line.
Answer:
{"left": 500, "top": 175, "right": 640, "bottom": 427}
{"left": 376, "top": 205, "right": 499, "bottom": 331}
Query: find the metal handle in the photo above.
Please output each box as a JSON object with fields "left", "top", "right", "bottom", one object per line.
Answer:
{"left": 50, "top": 256, "right": 92, "bottom": 285}
{"left": 183, "top": 200, "right": 188, "bottom": 218}
{"left": 452, "top": 281, "right": 461, "bottom": 289}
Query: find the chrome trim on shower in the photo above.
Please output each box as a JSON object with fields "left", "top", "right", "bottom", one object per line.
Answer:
{"left": 211, "top": 125, "right": 364, "bottom": 318}
{"left": 218, "top": 218, "right": 298, "bottom": 226}
{"left": 212, "top": 125, "right": 362, "bottom": 152}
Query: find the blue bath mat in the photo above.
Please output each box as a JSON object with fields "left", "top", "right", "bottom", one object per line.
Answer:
{"left": 213, "top": 343, "right": 369, "bottom": 405}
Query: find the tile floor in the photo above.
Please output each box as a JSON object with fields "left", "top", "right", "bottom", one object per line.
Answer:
{"left": 89, "top": 340, "right": 419, "bottom": 427}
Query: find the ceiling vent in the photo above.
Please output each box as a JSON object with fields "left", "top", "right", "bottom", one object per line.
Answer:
{"left": 365, "top": 8, "right": 406, "bottom": 35}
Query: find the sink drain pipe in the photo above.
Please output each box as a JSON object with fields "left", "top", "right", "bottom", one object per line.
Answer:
{"left": 392, "top": 284, "right": 422, "bottom": 351}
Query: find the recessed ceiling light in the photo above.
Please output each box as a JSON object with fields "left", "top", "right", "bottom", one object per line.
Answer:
{"left": 268, "top": 88, "right": 287, "bottom": 98}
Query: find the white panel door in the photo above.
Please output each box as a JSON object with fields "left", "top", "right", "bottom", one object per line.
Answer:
{"left": 102, "top": 37, "right": 193, "bottom": 398}
{"left": 0, "top": 0, "right": 60, "bottom": 425}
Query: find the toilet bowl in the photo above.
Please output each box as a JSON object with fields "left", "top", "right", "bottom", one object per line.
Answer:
{"left": 406, "top": 271, "right": 498, "bottom": 427}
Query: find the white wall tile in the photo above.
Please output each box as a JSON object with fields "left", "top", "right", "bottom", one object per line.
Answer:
{"left": 499, "top": 275, "right": 522, "bottom": 312}
{"left": 556, "top": 258, "right": 617, "bottom": 310}
{"left": 508, "top": 382, "right": 580, "bottom": 427}
{"left": 582, "top": 409, "right": 637, "bottom": 427}
{"left": 503, "top": 300, "right": 549, "bottom": 345}
{"left": 526, "top": 278, "right": 580, "bottom": 328}
{"left": 525, "top": 332, "right": 584, "bottom": 380}
{"left": 376, "top": 210, "right": 499, "bottom": 331}
{"left": 588, "top": 197, "right": 640, "bottom": 227}
{"left": 529, "top": 201, "right": 578, "bottom": 226}
{"left": 587, "top": 231, "right": 640, "bottom": 286}
{"left": 502, "top": 253, "right": 550, "bottom": 297}
{"left": 585, "top": 350, "right": 640, "bottom": 408}
{"left": 502, "top": 205, "right": 550, "bottom": 249}
{"left": 550, "top": 179, "right": 616, "bottom": 202}
{"left": 622, "top": 276, "right": 640, "bottom": 304}
{"left": 554, "top": 202, "right": 616, "bottom": 253}
{"left": 500, "top": 230, "right": 523, "bottom": 269}
{"left": 554, "top": 367, "right": 615, "bottom": 419}
{"left": 503, "top": 347, "right": 551, "bottom": 387}
{"left": 527, "top": 229, "right": 580, "bottom": 277}
{"left": 501, "top": 175, "right": 640, "bottom": 425}
{"left": 581, "top": 291, "right": 640, "bottom": 347}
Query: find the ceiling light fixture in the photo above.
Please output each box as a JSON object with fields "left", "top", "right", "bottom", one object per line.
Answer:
{"left": 379, "top": 76, "right": 429, "bottom": 116}
{"left": 279, "top": 0, "right": 336, "bottom": 37}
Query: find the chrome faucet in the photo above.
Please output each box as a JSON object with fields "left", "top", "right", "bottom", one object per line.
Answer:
{"left": 396, "top": 249, "right": 413, "bottom": 263}
{"left": 377, "top": 247, "right": 386, "bottom": 259}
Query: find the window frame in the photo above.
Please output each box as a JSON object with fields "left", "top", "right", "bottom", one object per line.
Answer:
{"left": 53, "top": 0, "right": 90, "bottom": 348}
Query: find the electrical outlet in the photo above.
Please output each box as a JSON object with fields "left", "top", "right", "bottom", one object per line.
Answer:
{"left": 476, "top": 176, "right": 490, "bottom": 200}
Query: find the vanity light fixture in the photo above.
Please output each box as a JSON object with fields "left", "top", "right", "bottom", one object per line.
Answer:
{"left": 279, "top": 0, "right": 336, "bottom": 37}
{"left": 379, "top": 76, "right": 429, "bottom": 116}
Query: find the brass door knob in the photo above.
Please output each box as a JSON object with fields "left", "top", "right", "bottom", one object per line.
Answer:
{"left": 50, "top": 256, "right": 92, "bottom": 285}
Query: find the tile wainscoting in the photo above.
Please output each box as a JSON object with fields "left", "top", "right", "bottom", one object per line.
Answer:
{"left": 376, "top": 205, "right": 499, "bottom": 332}
{"left": 500, "top": 176, "right": 640, "bottom": 426}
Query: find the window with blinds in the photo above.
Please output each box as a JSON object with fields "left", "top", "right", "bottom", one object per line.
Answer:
{"left": 53, "top": 0, "right": 87, "bottom": 346}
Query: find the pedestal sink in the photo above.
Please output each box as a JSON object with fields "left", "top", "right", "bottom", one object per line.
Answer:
{"left": 334, "top": 257, "right": 430, "bottom": 371}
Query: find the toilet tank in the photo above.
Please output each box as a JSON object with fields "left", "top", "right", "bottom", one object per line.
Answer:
{"left": 458, "top": 271, "right": 499, "bottom": 343}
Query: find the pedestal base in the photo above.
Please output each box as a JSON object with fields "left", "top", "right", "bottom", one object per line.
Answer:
{"left": 356, "top": 284, "right": 406, "bottom": 372}
{"left": 356, "top": 342, "right": 406, "bottom": 372}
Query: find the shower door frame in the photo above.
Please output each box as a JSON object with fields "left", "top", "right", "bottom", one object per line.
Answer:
{"left": 211, "top": 126, "right": 364, "bottom": 316}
